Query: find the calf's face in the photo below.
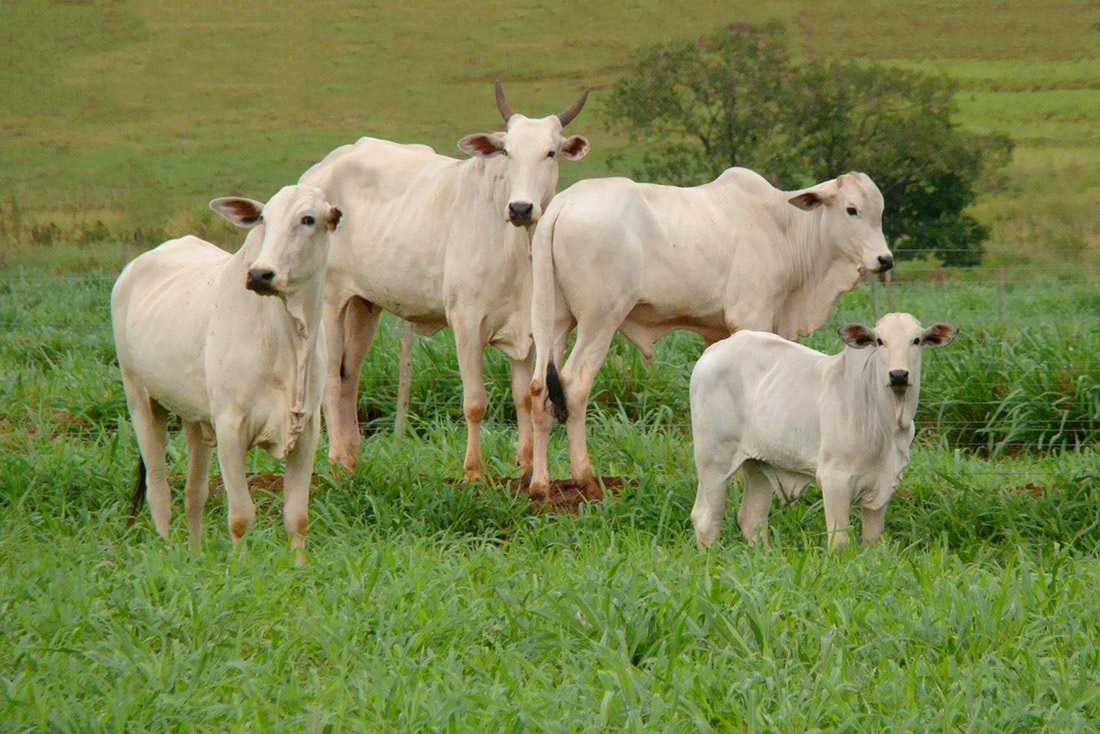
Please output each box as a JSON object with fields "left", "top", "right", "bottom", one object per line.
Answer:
{"left": 210, "top": 186, "right": 342, "bottom": 296}
{"left": 839, "top": 312, "right": 958, "bottom": 391}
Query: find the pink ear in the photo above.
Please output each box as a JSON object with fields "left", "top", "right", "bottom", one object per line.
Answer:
{"left": 561, "top": 135, "right": 590, "bottom": 160}
{"left": 326, "top": 206, "right": 343, "bottom": 231}
{"left": 921, "top": 323, "right": 959, "bottom": 347}
{"left": 788, "top": 192, "right": 824, "bottom": 211}
{"left": 458, "top": 133, "right": 505, "bottom": 158}
{"left": 838, "top": 324, "right": 876, "bottom": 349}
{"left": 209, "top": 197, "right": 265, "bottom": 228}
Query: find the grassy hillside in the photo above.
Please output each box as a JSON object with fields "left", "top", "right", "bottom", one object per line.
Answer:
{"left": 1, "top": 0, "right": 1098, "bottom": 273}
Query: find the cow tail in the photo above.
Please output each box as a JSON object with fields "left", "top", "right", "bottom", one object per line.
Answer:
{"left": 546, "top": 360, "right": 568, "bottom": 421}
{"left": 127, "top": 456, "right": 147, "bottom": 525}
{"left": 531, "top": 201, "right": 568, "bottom": 422}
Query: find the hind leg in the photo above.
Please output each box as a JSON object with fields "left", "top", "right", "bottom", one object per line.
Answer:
{"left": 323, "top": 294, "right": 380, "bottom": 471}
{"left": 737, "top": 460, "right": 774, "bottom": 547}
{"left": 183, "top": 421, "right": 214, "bottom": 552}
{"left": 509, "top": 354, "right": 534, "bottom": 474}
{"left": 122, "top": 373, "right": 172, "bottom": 540}
{"left": 283, "top": 413, "right": 319, "bottom": 567}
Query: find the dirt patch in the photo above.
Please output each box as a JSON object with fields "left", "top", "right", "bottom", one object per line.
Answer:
{"left": 445, "top": 474, "right": 635, "bottom": 515}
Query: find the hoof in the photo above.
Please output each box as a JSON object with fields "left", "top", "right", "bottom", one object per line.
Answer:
{"left": 580, "top": 478, "right": 603, "bottom": 502}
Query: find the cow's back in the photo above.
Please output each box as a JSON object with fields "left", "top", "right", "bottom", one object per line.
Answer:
{"left": 112, "top": 236, "right": 227, "bottom": 422}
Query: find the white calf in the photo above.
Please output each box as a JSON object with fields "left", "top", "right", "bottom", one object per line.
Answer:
{"left": 112, "top": 185, "right": 341, "bottom": 564}
{"left": 690, "top": 313, "right": 957, "bottom": 549}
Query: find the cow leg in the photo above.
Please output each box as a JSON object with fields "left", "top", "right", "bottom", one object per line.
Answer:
{"left": 861, "top": 505, "right": 886, "bottom": 547}
{"left": 691, "top": 452, "right": 738, "bottom": 550}
{"left": 452, "top": 315, "right": 488, "bottom": 482}
{"left": 182, "top": 421, "right": 214, "bottom": 553}
{"left": 283, "top": 414, "right": 319, "bottom": 567}
{"left": 737, "top": 460, "right": 773, "bottom": 548}
{"left": 122, "top": 375, "right": 172, "bottom": 540}
{"left": 509, "top": 354, "right": 535, "bottom": 474}
{"left": 559, "top": 321, "right": 622, "bottom": 500}
{"left": 214, "top": 413, "right": 255, "bottom": 545}
{"left": 819, "top": 469, "right": 853, "bottom": 549}
{"left": 322, "top": 294, "right": 379, "bottom": 471}
{"left": 528, "top": 315, "right": 574, "bottom": 501}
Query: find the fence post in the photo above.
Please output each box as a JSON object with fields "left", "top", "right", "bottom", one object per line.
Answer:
{"left": 997, "top": 266, "right": 1006, "bottom": 327}
{"left": 869, "top": 272, "right": 880, "bottom": 321}
{"left": 394, "top": 320, "right": 414, "bottom": 437}
{"left": 883, "top": 269, "right": 894, "bottom": 313}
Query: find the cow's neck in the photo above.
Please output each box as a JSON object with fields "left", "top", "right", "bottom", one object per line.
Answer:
{"left": 773, "top": 199, "right": 863, "bottom": 340}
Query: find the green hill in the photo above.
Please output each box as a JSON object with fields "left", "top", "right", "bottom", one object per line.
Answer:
{"left": 1, "top": 0, "right": 1098, "bottom": 274}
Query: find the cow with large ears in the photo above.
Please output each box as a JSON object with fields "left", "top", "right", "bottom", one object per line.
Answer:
{"left": 689, "top": 312, "right": 958, "bottom": 550}
{"left": 300, "top": 81, "right": 590, "bottom": 480}
{"left": 112, "top": 185, "right": 341, "bottom": 565}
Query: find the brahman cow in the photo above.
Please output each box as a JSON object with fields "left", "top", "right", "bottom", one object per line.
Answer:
{"left": 528, "top": 168, "right": 895, "bottom": 500}
{"left": 112, "top": 185, "right": 341, "bottom": 564}
{"left": 299, "top": 81, "right": 590, "bottom": 479}
{"left": 690, "top": 313, "right": 957, "bottom": 549}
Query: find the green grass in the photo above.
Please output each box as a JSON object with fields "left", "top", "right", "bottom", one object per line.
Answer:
{"left": 3, "top": 270, "right": 1100, "bottom": 729}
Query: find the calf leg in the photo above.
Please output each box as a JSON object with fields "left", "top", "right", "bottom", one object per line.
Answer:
{"left": 214, "top": 413, "right": 255, "bottom": 545}
{"left": 322, "top": 294, "right": 379, "bottom": 471}
{"left": 691, "top": 453, "right": 737, "bottom": 550}
{"left": 528, "top": 316, "right": 573, "bottom": 501}
{"left": 861, "top": 505, "right": 886, "bottom": 546}
{"left": 737, "top": 460, "right": 774, "bottom": 547}
{"left": 283, "top": 414, "right": 320, "bottom": 567}
{"left": 122, "top": 375, "right": 172, "bottom": 540}
{"left": 182, "top": 421, "right": 214, "bottom": 552}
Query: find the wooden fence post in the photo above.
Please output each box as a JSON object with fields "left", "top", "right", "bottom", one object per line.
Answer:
{"left": 997, "top": 266, "right": 1006, "bottom": 327}
{"left": 394, "top": 320, "right": 414, "bottom": 437}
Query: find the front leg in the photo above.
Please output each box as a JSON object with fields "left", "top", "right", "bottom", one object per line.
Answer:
{"left": 283, "top": 412, "right": 320, "bottom": 567}
{"left": 451, "top": 314, "right": 488, "bottom": 482}
{"left": 861, "top": 505, "right": 886, "bottom": 547}
{"left": 819, "top": 468, "right": 854, "bottom": 550}
{"left": 214, "top": 412, "right": 255, "bottom": 546}
{"left": 509, "top": 354, "right": 535, "bottom": 474}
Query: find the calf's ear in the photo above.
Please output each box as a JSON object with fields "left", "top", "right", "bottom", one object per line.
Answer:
{"left": 838, "top": 324, "right": 876, "bottom": 349}
{"left": 209, "top": 197, "right": 265, "bottom": 228}
{"left": 561, "top": 135, "right": 590, "bottom": 160}
{"left": 920, "top": 323, "right": 958, "bottom": 348}
{"left": 458, "top": 132, "right": 506, "bottom": 158}
{"left": 326, "top": 206, "right": 343, "bottom": 232}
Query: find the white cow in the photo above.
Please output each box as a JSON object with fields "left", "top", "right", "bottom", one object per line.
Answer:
{"left": 299, "top": 81, "right": 590, "bottom": 479}
{"left": 112, "top": 185, "right": 342, "bottom": 564}
{"left": 690, "top": 313, "right": 958, "bottom": 549}
{"left": 528, "top": 168, "right": 895, "bottom": 500}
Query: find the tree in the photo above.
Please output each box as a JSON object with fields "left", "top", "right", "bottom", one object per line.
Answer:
{"left": 602, "top": 24, "right": 1013, "bottom": 266}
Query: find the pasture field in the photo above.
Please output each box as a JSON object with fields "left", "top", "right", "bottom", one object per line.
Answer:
{"left": 0, "top": 0, "right": 1099, "bottom": 273}
{"left": 2, "top": 268, "right": 1099, "bottom": 730}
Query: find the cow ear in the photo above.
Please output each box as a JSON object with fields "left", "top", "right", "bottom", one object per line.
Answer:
{"left": 326, "top": 206, "right": 343, "bottom": 232}
{"left": 838, "top": 324, "right": 876, "bottom": 349}
{"left": 920, "top": 323, "right": 958, "bottom": 348}
{"left": 458, "top": 133, "right": 506, "bottom": 158}
{"left": 561, "top": 135, "right": 590, "bottom": 160}
{"left": 210, "top": 197, "right": 264, "bottom": 228}
{"left": 788, "top": 192, "right": 824, "bottom": 211}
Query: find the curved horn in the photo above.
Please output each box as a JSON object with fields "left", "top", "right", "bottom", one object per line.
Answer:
{"left": 494, "top": 79, "right": 515, "bottom": 123}
{"left": 556, "top": 88, "right": 589, "bottom": 128}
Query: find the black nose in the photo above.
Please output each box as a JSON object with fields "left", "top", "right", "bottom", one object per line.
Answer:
{"left": 508, "top": 202, "right": 534, "bottom": 224}
{"left": 877, "top": 255, "right": 894, "bottom": 272}
{"left": 889, "top": 369, "right": 909, "bottom": 387}
{"left": 246, "top": 268, "right": 276, "bottom": 293}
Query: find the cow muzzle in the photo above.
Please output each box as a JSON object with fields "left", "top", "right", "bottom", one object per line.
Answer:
{"left": 888, "top": 369, "right": 910, "bottom": 388}
{"left": 875, "top": 255, "right": 894, "bottom": 273}
{"left": 246, "top": 267, "right": 278, "bottom": 295}
{"left": 507, "top": 201, "right": 535, "bottom": 226}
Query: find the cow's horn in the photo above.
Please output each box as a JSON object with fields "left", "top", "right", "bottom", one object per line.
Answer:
{"left": 494, "top": 80, "right": 515, "bottom": 123}
{"left": 556, "top": 88, "right": 589, "bottom": 128}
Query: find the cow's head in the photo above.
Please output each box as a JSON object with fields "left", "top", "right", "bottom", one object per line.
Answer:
{"left": 210, "top": 185, "right": 342, "bottom": 297}
{"left": 839, "top": 313, "right": 957, "bottom": 427}
{"left": 788, "top": 172, "right": 894, "bottom": 274}
{"left": 457, "top": 80, "right": 590, "bottom": 227}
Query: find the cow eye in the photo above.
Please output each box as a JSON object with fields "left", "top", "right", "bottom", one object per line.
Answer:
{"left": 875, "top": 338, "right": 883, "bottom": 346}
{"left": 301, "top": 215, "right": 316, "bottom": 226}
{"left": 846, "top": 206, "right": 858, "bottom": 216}
{"left": 913, "top": 337, "right": 920, "bottom": 345}
{"left": 546, "top": 150, "right": 556, "bottom": 159}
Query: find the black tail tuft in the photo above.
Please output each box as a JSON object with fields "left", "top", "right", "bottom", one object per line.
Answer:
{"left": 546, "top": 361, "right": 568, "bottom": 421}
{"left": 127, "top": 456, "right": 146, "bottom": 526}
